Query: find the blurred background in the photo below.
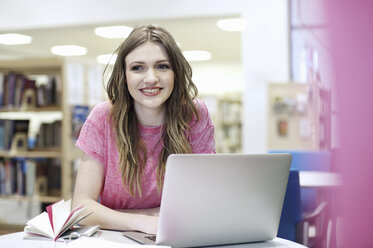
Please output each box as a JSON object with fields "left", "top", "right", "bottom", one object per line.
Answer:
{"left": 1, "top": 0, "right": 372, "bottom": 247}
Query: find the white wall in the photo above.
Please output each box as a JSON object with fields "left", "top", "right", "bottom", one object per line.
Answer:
{"left": 242, "top": 0, "right": 290, "bottom": 153}
{"left": 191, "top": 61, "right": 243, "bottom": 96}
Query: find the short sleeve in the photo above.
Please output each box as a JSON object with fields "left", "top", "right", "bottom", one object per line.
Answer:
{"left": 75, "top": 102, "right": 110, "bottom": 164}
{"left": 188, "top": 99, "right": 216, "bottom": 153}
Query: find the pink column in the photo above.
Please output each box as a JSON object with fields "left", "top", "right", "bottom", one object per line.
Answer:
{"left": 326, "top": 0, "right": 373, "bottom": 247}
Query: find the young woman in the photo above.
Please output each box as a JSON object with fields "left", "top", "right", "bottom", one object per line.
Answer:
{"left": 72, "top": 25, "right": 215, "bottom": 234}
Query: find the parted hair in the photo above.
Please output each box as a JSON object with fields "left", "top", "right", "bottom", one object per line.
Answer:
{"left": 105, "top": 24, "right": 199, "bottom": 196}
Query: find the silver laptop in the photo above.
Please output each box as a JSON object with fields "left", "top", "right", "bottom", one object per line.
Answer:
{"left": 123, "top": 153, "right": 291, "bottom": 247}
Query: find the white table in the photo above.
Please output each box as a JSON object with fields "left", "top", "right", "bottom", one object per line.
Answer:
{"left": 297, "top": 171, "right": 341, "bottom": 247}
{"left": 299, "top": 171, "right": 342, "bottom": 188}
{"left": 0, "top": 230, "right": 307, "bottom": 248}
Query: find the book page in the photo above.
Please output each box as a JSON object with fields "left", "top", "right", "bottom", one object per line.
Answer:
{"left": 46, "top": 200, "right": 60, "bottom": 233}
{"left": 25, "top": 211, "right": 54, "bottom": 239}
{"left": 57, "top": 206, "right": 86, "bottom": 236}
{"left": 51, "top": 199, "right": 72, "bottom": 237}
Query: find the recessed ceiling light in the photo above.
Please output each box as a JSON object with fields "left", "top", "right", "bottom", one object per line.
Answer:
{"left": 0, "top": 33, "right": 32, "bottom": 45}
{"left": 94, "top": 25, "right": 133, "bottom": 39}
{"left": 183, "top": 50, "right": 211, "bottom": 61}
{"left": 97, "top": 54, "right": 118, "bottom": 65}
{"left": 217, "top": 18, "right": 246, "bottom": 32}
{"left": 50, "top": 45, "right": 87, "bottom": 56}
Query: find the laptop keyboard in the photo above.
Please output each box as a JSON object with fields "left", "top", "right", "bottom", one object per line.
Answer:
{"left": 145, "top": 235, "right": 156, "bottom": 241}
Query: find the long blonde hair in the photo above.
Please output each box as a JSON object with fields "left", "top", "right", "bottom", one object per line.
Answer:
{"left": 105, "top": 25, "right": 199, "bottom": 196}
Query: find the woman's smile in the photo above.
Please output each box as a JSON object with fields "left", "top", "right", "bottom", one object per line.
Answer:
{"left": 140, "top": 87, "right": 163, "bottom": 96}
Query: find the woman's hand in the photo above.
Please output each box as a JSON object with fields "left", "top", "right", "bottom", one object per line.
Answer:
{"left": 116, "top": 207, "right": 160, "bottom": 234}
{"left": 137, "top": 214, "right": 159, "bottom": 235}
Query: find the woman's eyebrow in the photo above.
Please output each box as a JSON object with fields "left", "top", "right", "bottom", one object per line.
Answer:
{"left": 128, "top": 59, "right": 170, "bottom": 65}
{"left": 128, "top": 61, "right": 145, "bottom": 65}
{"left": 156, "top": 59, "right": 170, "bottom": 63}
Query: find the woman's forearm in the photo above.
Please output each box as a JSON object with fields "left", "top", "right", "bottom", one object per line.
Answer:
{"left": 72, "top": 153, "right": 158, "bottom": 234}
{"left": 75, "top": 198, "right": 159, "bottom": 234}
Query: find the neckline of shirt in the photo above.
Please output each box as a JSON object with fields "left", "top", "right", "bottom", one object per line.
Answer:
{"left": 138, "top": 123, "right": 165, "bottom": 135}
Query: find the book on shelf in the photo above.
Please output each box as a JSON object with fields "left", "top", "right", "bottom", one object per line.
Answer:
{"left": 35, "top": 120, "right": 62, "bottom": 148}
{"left": 0, "top": 72, "right": 59, "bottom": 109}
{"left": 0, "top": 119, "right": 29, "bottom": 151}
{"left": 71, "top": 105, "right": 90, "bottom": 141}
{"left": 0, "top": 73, "right": 4, "bottom": 108}
{"left": 24, "top": 199, "right": 94, "bottom": 241}
{"left": 0, "top": 158, "right": 61, "bottom": 197}
{"left": 0, "top": 158, "right": 34, "bottom": 196}
{"left": 2, "top": 120, "right": 15, "bottom": 150}
{"left": 6, "top": 72, "right": 16, "bottom": 109}
{"left": 0, "top": 119, "right": 62, "bottom": 151}
{"left": 0, "top": 119, "right": 4, "bottom": 150}
{"left": 14, "top": 75, "right": 25, "bottom": 108}
{"left": 36, "top": 75, "right": 59, "bottom": 107}
{"left": 25, "top": 160, "right": 36, "bottom": 196}
{"left": 21, "top": 77, "right": 37, "bottom": 109}
{"left": 35, "top": 161, "right": 48, "bottom": 196}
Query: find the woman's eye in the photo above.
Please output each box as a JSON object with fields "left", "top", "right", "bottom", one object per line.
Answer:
{"left": 157, "top": 64, "right": 170, "bottom": 70}
{"left": 131, "top": 65, "right": 143, "bottom": 71}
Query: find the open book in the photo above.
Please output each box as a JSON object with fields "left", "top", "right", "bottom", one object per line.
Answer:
{"left": 24, "top": 199, "right": 93, "bottom": 241}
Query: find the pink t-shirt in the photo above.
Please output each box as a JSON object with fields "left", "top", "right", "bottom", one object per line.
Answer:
{"left": 76, "top": 99, "right": 215, "bottom": 210}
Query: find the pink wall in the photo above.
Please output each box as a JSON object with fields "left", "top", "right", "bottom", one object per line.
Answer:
{"left": 326, "top": 0, "right": 373, "bottom": 246}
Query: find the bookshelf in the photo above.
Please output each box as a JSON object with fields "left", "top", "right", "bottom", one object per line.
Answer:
{"left": 0, "top": 150, "right": 62, "bottom": 158}
{"left": 0, "top": 57, "right": 103, "bottom": 228}
{"left": 201, "top": 93, "right": 242, "bottom": 153}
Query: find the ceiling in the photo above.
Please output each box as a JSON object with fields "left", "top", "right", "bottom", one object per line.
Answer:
{"left": 0, "top": 16, "right": 242, "bottom": 63}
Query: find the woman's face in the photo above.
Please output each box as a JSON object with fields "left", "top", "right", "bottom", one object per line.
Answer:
{"left": 125, "top": 41, "right": 174, "bottom": 115}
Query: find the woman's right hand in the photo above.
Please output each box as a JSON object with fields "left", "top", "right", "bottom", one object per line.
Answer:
{"left": 136, "top": 215, "right": 159, "bottom": 235}
{"left": 117, "top": 207, "right": 160, "bottom": 234}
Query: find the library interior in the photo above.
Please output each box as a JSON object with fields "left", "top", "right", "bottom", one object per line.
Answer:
{"left": 0, "top": 1, "right": 372, "bottom": 248}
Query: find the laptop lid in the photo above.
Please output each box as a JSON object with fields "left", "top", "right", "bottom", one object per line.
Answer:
{"left": 155, "top": 153, "right": 291, "bottom": 248}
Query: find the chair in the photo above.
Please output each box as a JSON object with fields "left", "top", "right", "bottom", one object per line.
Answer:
{"left": 277, "top": 170, "right": 303, "bottom": 242}
{"left": 273, "top": 151, "right": 333, "bottom": 247}
{"left": 269, "top": 150, "right": 331, "bottom": 212}
{"left": 277, "top": 169, "right": 330, "bottom": 247}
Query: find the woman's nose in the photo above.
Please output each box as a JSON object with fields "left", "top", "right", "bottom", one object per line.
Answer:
{"left": 144, "top": 69, "right": 158, "bottom": 83}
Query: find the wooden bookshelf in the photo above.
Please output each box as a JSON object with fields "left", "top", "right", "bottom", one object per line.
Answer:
{"left": 0, "top": 223, "right": 24, "bottom": 235}
{"left": 0, "top": 150, "right": 62, "bottom": 158}
{"left": 0, "top": 57, "right": 103, "bottom": 227}
{"left": 0, "top": 57, "right": 61, "bottom": 74}
{"left": 200, "top": 93, "right": 242, "bottom": 153}
{"left": 0, "top": 195, "right": 61, "bottom": 203}
{"left": 0, "top": 106, "right": 61, "bottom": 112}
